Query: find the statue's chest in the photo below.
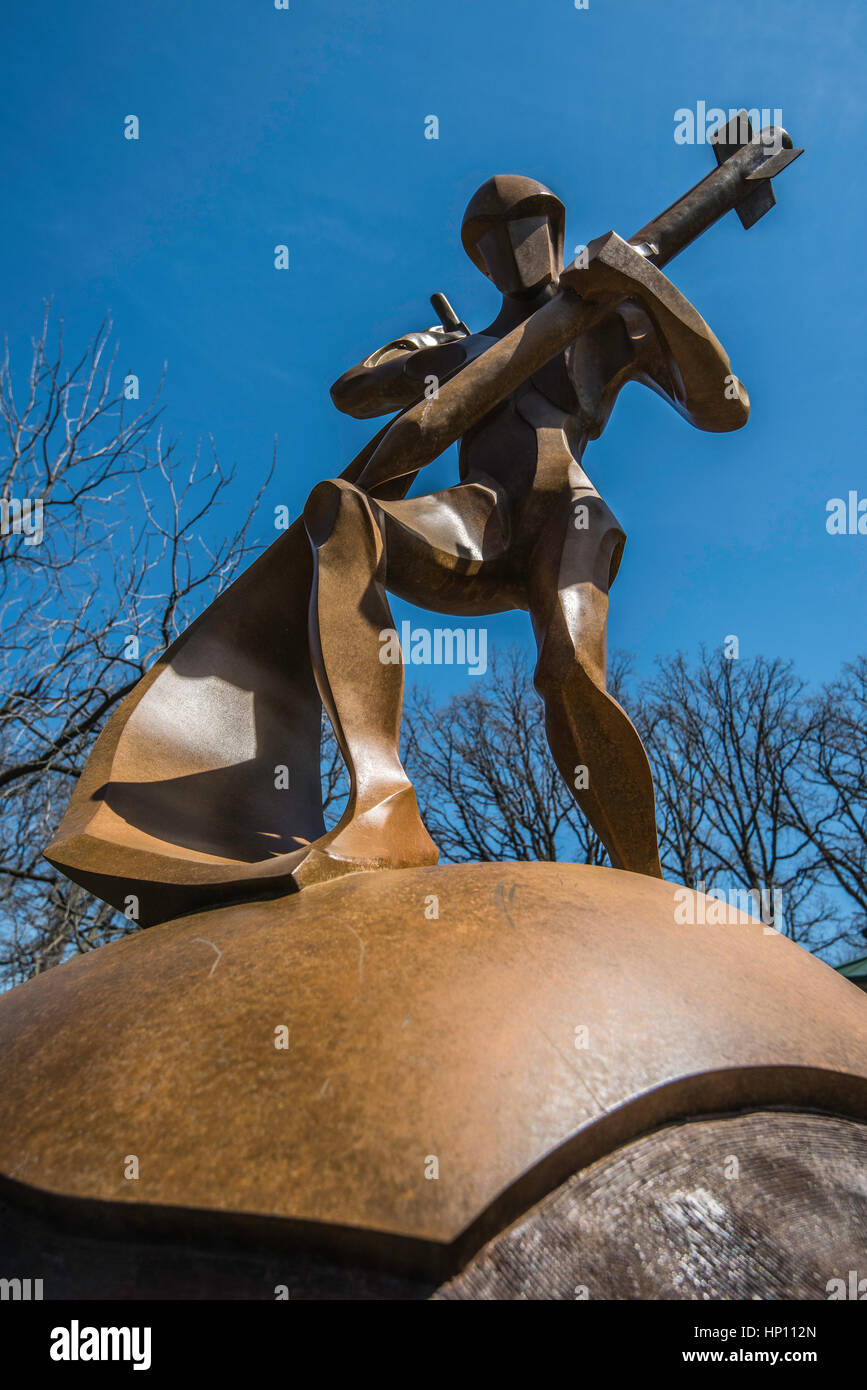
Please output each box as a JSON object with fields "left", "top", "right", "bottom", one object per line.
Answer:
{"left": 456, "top": 314, "right": 632, "bottom": 488}
{"left": 553, "top": 313, "right": 635, "bottom": 437}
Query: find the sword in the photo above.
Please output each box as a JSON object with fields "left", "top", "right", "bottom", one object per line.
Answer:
{"left": 429, "top": 111, "right": 802, "bottom": 334}
{"left": 429, "top": 291, "right": 469, "bottom": 336}
{"left": 359, "top": 112, "right": 804, "bottom": 493}
{"left": 629, "top": 110, "right": 803, "bottom": 270}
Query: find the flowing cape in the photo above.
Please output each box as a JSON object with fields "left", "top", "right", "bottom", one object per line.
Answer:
{"left": 45, "top": 424, "right": 412, "bottom": 927}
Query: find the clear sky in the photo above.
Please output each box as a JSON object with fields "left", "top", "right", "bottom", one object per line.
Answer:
{"left": 1, "top": 0, "right": 864, "bottom": 699}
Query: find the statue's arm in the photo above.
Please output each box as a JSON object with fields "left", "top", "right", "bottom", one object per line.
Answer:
{"left": 562, "top": 234, "right": 750, "bottom": 433}
{"left": 331, "top": 330, "right": 468, "bottom": 419}
{"left": 618, "top": 296, "right": 750, "bottom": 433}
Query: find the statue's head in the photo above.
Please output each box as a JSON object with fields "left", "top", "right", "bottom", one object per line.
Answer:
{"left": 461, "top": 175, "right": 565, "bottom": 297}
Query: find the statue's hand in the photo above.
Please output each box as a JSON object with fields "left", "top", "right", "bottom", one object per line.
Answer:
{"left": 559, "top": 231, "right": 653, "bottom": 316}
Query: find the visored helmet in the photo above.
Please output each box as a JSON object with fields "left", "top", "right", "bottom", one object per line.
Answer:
{"left": 461, "top": 175, "right": 566, "bottom": 293}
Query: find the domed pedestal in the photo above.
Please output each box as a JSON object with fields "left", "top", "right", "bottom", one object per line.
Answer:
{"left": 0, "top": 862, "right": 864, "bottom": 1298}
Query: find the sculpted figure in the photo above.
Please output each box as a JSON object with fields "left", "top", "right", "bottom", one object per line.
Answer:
{"left": 300, "top": 174, "right": 748, "bottom": 881}
{"left": 25, "top": 126, "right": 851, "bottom": 1310}
{"left": 45, "top": 117, "right": 801, "bottom": 921}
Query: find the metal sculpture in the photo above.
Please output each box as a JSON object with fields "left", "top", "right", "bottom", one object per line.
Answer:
{"left": 8, "top": 113, "right": 865, "bottom": 1303}
{"left": 45, "top": 112, "right": 803, "bottom": 924}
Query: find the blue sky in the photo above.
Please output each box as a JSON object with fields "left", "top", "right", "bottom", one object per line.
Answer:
{"left": 1, "top": 0, "right": 864, "bottom": 699}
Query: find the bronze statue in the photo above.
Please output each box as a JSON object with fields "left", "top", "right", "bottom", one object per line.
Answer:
{"left": 304, "top": 175, "right": 750, "bottom": 884}
{"left": 44, "top": 112, "right": 802, "bottom": 925}
{"left": 10, "top": 108, "right": 866, "bottom": 1305}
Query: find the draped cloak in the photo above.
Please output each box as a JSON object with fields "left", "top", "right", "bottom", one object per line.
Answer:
{"left": 44, "top": 422, "right": 415, "bottom": 927}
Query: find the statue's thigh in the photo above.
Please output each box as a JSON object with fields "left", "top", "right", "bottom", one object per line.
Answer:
{"left": 524, "top": 485, "right": 626, "bottom": 683}
{"left": 377, "top": 482, "right": 523, "bottom": 615}
{"left": 528, "top": 483, "right": 626, "bottom": 608}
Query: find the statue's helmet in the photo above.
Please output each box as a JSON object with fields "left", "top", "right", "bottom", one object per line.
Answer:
{"left": 461, "top": 175, "right": 566, "bottom": 295}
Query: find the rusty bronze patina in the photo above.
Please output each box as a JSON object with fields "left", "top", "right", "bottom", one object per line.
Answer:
{"left": 0, "top": 865, "right": 864, "bottom": 1283}
{"left": 44, "top": 114, "right": 803, "bottom": 922}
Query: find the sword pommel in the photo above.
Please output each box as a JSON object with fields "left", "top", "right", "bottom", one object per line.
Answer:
{"left": 629, "top": 109, "right": 804, "bottom": 267}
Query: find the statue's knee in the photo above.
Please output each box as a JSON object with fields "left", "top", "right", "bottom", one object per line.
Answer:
{"left": 303, "top": 479, "right": 364, "bottom": 546}
{"left": 607, "top": 531, "right": 626, "bottom": 587}
{"left": 534, "top": 639, "right": 606, "bottom": 702}
{"left": 592, "top": 516, "right": 627, "bottom": 590}
{"left": 533, "top": 643, "right": 566, "bottom": 700}
{"left": 569, "top": 491, "right": 626, "bottom": 587}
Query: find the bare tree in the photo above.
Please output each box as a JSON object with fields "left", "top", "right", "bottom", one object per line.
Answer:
{"left": 321, "top": 709, "right": 349, "bottom": 827}
{"left": 402, "top": 647, "right": 632, "bottom": 866}
{"left": 401, "top": 644, "right": 860, "bottom": 961}
{"left": 638, "top": 649, "right": 850, "bottom": 957}
{"left": 783, "top": 656, "right": 867, "bottom": 944}
{"left": 0, "top": 310, "right": 273, "bottom": 986}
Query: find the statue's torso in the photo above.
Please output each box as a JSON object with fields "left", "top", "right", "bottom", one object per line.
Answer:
{"left": 455, "top": 311, "right": 637, "bottom": 504}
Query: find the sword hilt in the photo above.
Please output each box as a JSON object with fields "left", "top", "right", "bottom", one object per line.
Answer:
{"left": 430, "top": 291, "right": 469, "bottom": 336}
{"left": 629, "top": 111, "right": 804, "bottom": 270}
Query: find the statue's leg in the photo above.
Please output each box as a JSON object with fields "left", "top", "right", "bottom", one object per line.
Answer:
{"left": 527, "top": 474, "right": 663, "bottom": 878}
{"left": 302, "top": 475, "right": 512, "bottom": 873}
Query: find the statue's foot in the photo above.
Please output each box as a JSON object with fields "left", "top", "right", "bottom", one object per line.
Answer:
{"left": 290, "top": 784, "right": 439, "bottom": 890}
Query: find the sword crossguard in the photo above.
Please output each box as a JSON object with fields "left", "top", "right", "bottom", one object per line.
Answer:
{"left": 629, "top": 109, "right": 804, "bottom": 268}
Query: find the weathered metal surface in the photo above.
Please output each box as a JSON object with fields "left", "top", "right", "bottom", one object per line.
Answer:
{"left": 3, "top": 1112, "right": 861, "bottom": 1299}
{"left": 1, "top": 864, "right": 864, "bottom": 1279}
